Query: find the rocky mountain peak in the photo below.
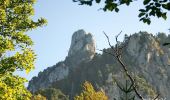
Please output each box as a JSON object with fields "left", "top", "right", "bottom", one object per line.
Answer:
{"left": 68, "top": 29, "right": 95, "bottom": 57}
{"left": 67, "top": 29, "right": 96, "bottom": 66}
{"left": 28, "top": 29, "right": 96, "bottom": 93}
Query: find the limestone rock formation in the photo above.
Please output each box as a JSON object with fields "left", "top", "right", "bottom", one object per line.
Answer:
{"left": 28, "top": 31, "right": 170, "bottom": 100}
{"left": 68, "top": 29, "right": 95, "bottom": 57}
{"left": 67, "top": 29, "right": 95, "bottom": 66}
{"left": 28, "top": 29, "right": 96, "bottom": 93}
{"left": 28, "top": 62, "right": 69, "bottom": 93}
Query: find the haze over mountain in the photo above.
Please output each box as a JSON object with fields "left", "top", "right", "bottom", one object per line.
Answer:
{"left": 28, "top": 30, "right": 170, "bottom": 100}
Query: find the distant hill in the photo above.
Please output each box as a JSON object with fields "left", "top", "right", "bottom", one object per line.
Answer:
{"left": 28, "top": 30, "right": 170, "bottom": 100}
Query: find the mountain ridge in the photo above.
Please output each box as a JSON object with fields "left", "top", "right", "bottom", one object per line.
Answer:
{"left": 28, "top": 30, "right": 170, "bottom": 100}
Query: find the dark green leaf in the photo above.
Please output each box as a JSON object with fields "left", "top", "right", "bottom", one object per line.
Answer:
{"left": 162, "top": 13, "right": 167, "bottom": 20}
{"left": 139, "top": 17, "right": 145, "bottom": 21}
{"left": 103, "top": 8, "right": 107, "bottom": 11}
{"left": 107, "top": 3, "right": 117, "bottom": 11}
{"left": 95, "top": 0, "right": 101, "bottom": 3}
{"left": 139, "top": 9, "right": 146, "bottom": 12}
{"left": 155, "top": 3, "right": 161, "bottom": 7}
{"left": 149, "top": 3, "right": 154, "bottom": 5}
{"left": 115, "top": 8, "right": 119, "bottom": 12}
{"left": 126, "top": 1, "right": 130, "bottom": 5}
{"left": 138, "top": 13, "right": 145, "bottom": 17}
{"left": 143, "top": 18, "right": 147, "bottom": 23}
{"left": 149, "top": 10, "right": 155, "bottom": 16}
{"left": 156, "top": 11, "right": 162, "bottom": 18}
{"left": 146, "top": 19, "right": 151, "bottom": 24}
{"left": 143, "top": 0, "right": 151, "bottom": 5}
{"left": 145, "top": 5, "right": 151, "bottom": 11}
{"left": 162, "top": 4, "right": 168, "bottom": 9}
{"left": 162, "top": 3, "right": 170, "bottom": 10}
{"left": 145, "top": 14, "right": 148, "bottom": 17}
{"left": 167, "top": 3, "right": 170, "bottom": 10}
{"left": 153, "top": 0, "right": 158, "bottom": 2}
{"left": 142, "top": 18, "right": 151, "bottom": 24}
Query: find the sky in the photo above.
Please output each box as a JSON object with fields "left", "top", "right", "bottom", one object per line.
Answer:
{"left": 16, "top": 0, "right": 170, "bottom": 86}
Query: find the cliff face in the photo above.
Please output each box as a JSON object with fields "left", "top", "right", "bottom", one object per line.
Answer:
{"left": 28, "top": 29, "right": 96, "bottom": 93}
{"left": 124, "top": 33, "right": 170, "bottom": 99}
{"left": 66, "top": 29, "right": 95, "bottom": 67}
{"left": 28, "top": 31, "right": 170, "bottom": 100}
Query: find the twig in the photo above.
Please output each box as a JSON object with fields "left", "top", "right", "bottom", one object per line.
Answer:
{"left": 153, "top": 94, "right": 159, "bottom": 100}
{"left": 103, "top": 31, "right": 116, "bottom": 53}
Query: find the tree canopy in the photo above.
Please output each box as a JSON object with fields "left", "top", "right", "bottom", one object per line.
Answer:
{"left": 73, "top": 0, "right": 170, "bottom": 25}
{"left": 0, "top": 0, "right": 47, "bottom": 99}
{"left": 74, "top": 81, "right": 108, "bottom": 100}
{"left": 31, "top": 94, "right": 46, "bottom": 100}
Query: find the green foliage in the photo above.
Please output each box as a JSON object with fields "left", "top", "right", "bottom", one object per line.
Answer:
{"left": 35, "top": 88, "right": 68, "bottom": 100}
{"left": 74, "top": 81, "right": 108, "bottom": 100}
{"left": 31, "top": 94, "right": 46, "bottom": 100}
{"left": 0, "top": 0, "right": 47, "bottom": 99}
{"left": 73, "top": 0, "right": 170, "bottom": 24}
{"left": 0, "top": 74, "right": 32, "bottom": 100}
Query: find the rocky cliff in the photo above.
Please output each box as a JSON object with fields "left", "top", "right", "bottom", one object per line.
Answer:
{"left": 28, "top": 29, "right": 96, "bottom": 93}
{"left": 28, "top": 31, "right": 170, "bottom": 100}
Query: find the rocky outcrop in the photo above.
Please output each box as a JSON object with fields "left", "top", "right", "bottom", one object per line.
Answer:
{"left": 120, "top": 32, "right": 170, "bottom": 99}
{"left": 68, "top": 29, "right": 95, "bottom": 57}
{"left": 28, "top": 31, "right": 170, "bottom": 100}
{"left": 28, "top": 29, "right": 96, "bottom": 93}
{"left": 66, "top": 29, "right": 95, "bottom": 67}
{"left": 28, "top": 62, "right": 69, "bottom": 93}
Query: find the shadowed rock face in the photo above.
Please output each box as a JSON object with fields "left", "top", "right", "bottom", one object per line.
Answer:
{"left": 28, "top": 29, "right": 96, "bottom": 93}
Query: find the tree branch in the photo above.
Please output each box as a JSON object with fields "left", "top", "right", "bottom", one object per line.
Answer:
{"left": 100, "top": 31, "right": 160, "bottom": 100}
{"left": 102, "top": 31, "right": 144, "bottom": 99}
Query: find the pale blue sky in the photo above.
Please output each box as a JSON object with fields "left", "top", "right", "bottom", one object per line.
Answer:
{"left": 16, "top": 0, "right": 170, "bottom": 85}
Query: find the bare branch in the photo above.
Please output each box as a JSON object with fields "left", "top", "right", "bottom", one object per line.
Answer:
{"left": 102, "top": 31, "right": 144, "bottom": 100}
{"left": 153, "top": 94, "right": 159, "bottom": 100}
{"left": 115, "top": 31, "right": 122, "bottom": 43}
{"left": 101, "top": 31, "right": 160, "bottom": 100}
{"left": 103, "top": 31, "right": 115, "bottom": 52}
{"left": 117, "top": 56, "right": 144, "bottom": 100}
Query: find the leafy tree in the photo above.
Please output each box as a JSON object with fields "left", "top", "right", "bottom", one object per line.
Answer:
{"left": 35, "top": 88, "right": 69, "bottom": 100}
{"left": 31, "top": 94, "right": 46, "bottom": 100}
{"left": 74, "top": 81, "right": 108, "bottom": 100}
{"left": 0, "top": 0, "right": 47, "bottom": 99}
{"left": 73, "top": 0, "right": 170, "bottom": 24}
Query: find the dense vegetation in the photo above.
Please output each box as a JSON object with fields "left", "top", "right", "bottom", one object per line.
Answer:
{"left": 74, "top": 81, "right": 108, "bottom": 100}
{"left": 0, "top": 0, "right": 46, "bottom": 99}
{"left": 35, "top": 88, "right": 69, "bottom": 100}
